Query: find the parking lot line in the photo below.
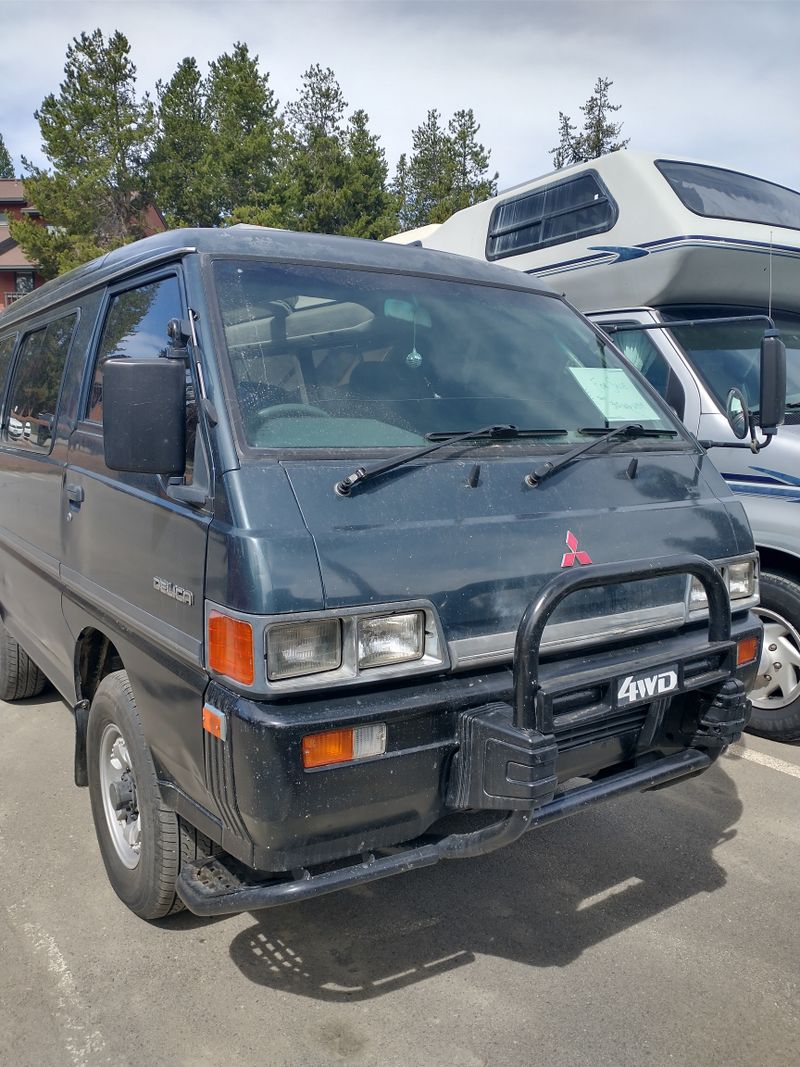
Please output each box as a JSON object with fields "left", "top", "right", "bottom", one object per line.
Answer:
{"left": 728, "top": 742, "right": 800, "bottom": 779}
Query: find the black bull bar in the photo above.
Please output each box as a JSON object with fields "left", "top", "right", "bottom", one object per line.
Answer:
{"left": 178, "top": 554, "right": 751, "bottom": 915}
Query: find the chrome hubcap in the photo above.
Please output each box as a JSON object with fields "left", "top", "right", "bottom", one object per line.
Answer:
{"left": 751, "top": 607, "right": 800, "bottom": 711}
{"left": 99, "top": 723, "right": 141, "bottom": 869}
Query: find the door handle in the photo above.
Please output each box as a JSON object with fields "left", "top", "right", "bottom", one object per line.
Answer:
{"left": 65, "top": 483, "right": 85, "bottom": 505}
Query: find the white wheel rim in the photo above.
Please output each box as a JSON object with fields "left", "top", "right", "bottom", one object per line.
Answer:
{"left": 751, "top": 607, "right": 800, "bottom": 711}
{"left": 99, "top": 723, "right": 141, "bottom": 869}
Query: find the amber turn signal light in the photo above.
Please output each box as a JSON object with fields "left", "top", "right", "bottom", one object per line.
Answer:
{"left": 302, "top": 723, "right": 386, "bottom": 769}
{"left": 302, "top": 728, "right": 354, "bottom": 768}
{"left": 208, "top": 611, "right": 255, "bottom": 685}
{"left": 736, "top": 635, "right": 760, "bottom": 668}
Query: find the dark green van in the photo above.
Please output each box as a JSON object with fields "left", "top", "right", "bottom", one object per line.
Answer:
{"left": 0, "top": 227, "right": 766, "bottom": 919}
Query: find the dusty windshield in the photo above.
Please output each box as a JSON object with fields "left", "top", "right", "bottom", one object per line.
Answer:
{"left": 213, "top": 260, "right": 680, "bottom": 451}
{"left": 661, "top": 307, "right": 800, "bottom": 413}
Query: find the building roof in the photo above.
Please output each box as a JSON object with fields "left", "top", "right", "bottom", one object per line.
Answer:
{"left": 0, "top": 226, "right": 36, "bottom": 269}
{"left": 0, "top": 179, "right": 27, "bottom": 204}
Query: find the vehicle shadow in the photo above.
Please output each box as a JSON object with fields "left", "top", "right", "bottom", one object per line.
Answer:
{"left": 228, "top": 760, "right": 741, "bottom": 999}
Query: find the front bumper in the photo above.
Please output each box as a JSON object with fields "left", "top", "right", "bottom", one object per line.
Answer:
{"left": 177, "top": 554, "right": 758, "bottom": 914}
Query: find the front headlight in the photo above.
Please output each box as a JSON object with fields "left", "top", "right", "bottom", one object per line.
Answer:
{"left": 727, "top": 560, "right": 756, "bottom": 599}
{"left": 689, "top": 557, "right": 757, "bottom": 610}
{"left": 253, "top": 601, "right": 447, "bottom": 691}
{"left": 267, "top": 618, "right": 342, "bottom": 680}
{"left": 358, "top": 611, "right": 425, "bottom": 669}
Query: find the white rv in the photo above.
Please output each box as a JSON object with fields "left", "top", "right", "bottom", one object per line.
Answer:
{"left": 389, "top": 152, "right": 800, "bottom": 741}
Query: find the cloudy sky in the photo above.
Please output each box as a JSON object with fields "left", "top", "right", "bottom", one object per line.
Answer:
{"left": 1, "top": 0, "right": 798, "bottom": 194}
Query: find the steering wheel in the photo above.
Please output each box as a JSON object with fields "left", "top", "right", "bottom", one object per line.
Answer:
{"left": 256, "top": 403, "right": 331, "bottom": 420}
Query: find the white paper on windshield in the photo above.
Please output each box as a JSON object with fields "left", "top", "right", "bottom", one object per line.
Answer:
{"left": 568, "top": 367, "right": 661, "bottom": 422}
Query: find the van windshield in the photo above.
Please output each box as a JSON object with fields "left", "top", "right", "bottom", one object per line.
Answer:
{"left": 213, "top": 260, "right": 680, "bottom": 451}
{"left": 660, "top": 306, "right": 800, "bottom": 415}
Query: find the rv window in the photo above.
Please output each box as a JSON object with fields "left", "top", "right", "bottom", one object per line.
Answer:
{"left": 656, "top": 160, "right": 800, "bottom": 231}
{"left": 487, "top": 172, "right": 617, "bottom": 259}
{"left": 3, "top": 313, "right": 76, "bottom": 453}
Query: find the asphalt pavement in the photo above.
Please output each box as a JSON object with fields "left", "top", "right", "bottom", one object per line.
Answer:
{"left": 1, "top": 691, "right": 798, "bottom": 1067}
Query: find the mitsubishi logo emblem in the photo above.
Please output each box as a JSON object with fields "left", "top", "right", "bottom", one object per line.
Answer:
{"left": 561, "top": 530, "right": 592, "bottom": 568}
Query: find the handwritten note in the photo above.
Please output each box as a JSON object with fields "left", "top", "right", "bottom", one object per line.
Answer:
{"left": 569, "top": 367, "right": 661, "bottom": 422}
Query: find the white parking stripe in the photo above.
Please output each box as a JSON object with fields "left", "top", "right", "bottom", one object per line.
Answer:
{"left": 20, "top": 923, "right": 105, "bottom": 1066}
{"left": 727, "top": 742, "right": 800, "bottom": 780}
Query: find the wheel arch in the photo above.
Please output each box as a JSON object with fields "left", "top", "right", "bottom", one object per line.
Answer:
{"left": 756, "top": 545, "right": 800, "bottom": 584}
{"left": 73, "top": 627, "right": 125, "bottom": 787}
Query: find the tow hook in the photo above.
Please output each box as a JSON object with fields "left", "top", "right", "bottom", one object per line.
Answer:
{"left": 692, "top": 678, "right": 751, "bottom": 750}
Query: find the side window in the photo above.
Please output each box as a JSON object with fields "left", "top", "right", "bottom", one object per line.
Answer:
{"left": 87, "top": 275, "right": 198, "bottom": 482}
{"left": 487, "top": 172, "right": 617, "bottom": 259}
{"left": 86, "top": 276, "right": 182, "bottom": 423}
{"left": 4, "top": 314, "right": 77, "bottom": 453}
{"left": 610, "top": 326, "right": 686, "bottom": 420}
{"left": 0, "top": 333, "right": 17, "bottom": 402}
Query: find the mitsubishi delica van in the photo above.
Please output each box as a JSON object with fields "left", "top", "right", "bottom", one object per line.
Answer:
{"left": 0, "top": 227, "right": 773, "bottom": 920}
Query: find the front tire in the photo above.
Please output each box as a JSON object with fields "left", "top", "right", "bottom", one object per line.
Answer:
{"left": 87, "top": 671, "right": 184, "bottom": 920}
{"left": 748, "top": 570, "right": 800, "bottom": 742}
{"left": 0, "top": 616, "right": 48, "bottom": 701}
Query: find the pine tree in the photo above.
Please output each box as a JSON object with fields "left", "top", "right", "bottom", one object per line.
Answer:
{"left": 0, "top": 133, "right": 14, "bottom": 179}
{"left": 439, "top": 109, "right": 497, "bottom": 217}
{"left": 391, "top": 153, "right": 413, "bottom": 230}
{"left": 397, "top": 109, "right": 452, "bottom": 228}
{"left": 205, "top": 42, "right": 281, "bottom": 221}
{"left": 578, "top": 76, "right": 629, "bottom": 160}
{"left": 394, "top": 108, "right": 497, "bottom": 229}
{"left": 279, "top": 65, "right": 350, "bottom": 234}
{"left": 340, "top": 109, "right": 395, "bottom": 239}
{"left": 149, "top": 57, "right": 216, "bottom": 227}
{"left": 10, "top": 29, "right": 155, "bottom": 277}
{"left": 550, "top": 111, "right": 580, "bottom": 169}
{"left": 550, "top": 76, "right": 629, "bottom": 168}
{"left": 285, "top": 62, "right": 347, "bottom": 142}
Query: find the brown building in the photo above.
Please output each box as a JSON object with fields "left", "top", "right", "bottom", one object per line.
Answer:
{"left": 0, "top": 179, "right": 42, "bottom": 308}
{"left": 0, "top": 180, "right": 167, "bottom": 311}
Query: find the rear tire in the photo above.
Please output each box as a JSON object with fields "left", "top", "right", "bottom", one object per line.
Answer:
{"left": 87, "top": 670, "right": 186, "bottom": 920}
{"left": 748, "top": 570, "right": 800, "bottom": 742}
{"left": 0, "top": 616, "right": 48, "bottom": 701}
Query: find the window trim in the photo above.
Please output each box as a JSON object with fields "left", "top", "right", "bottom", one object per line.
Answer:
{"left": 655, "top": 158, "right": 800, "bottom": 233}
{"left": 485, "top": 169, "right": 619, "bottom": 261}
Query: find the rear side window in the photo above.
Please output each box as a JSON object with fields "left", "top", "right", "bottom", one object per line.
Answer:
{"left": 4, "top": 314, "right": 77, "bottom": 453}
{"left": 86, "top": 276, "right": 182, "bottom": 422}
{"left": 0, "top": 333, "right": 16, "bottom": 400}
{"left": 487, "top": 172, "right": 617, "bottom": 260}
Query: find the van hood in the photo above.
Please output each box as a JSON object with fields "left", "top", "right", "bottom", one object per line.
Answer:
{"left": 278, "top": 449, "right": 751, "bottom": 647}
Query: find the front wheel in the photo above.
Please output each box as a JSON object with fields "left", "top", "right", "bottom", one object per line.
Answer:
{"left": 748, "top": 570, "right": 800, "bottom": 742}
{"left": 87, "top": 671, "right": 185, "bottom": 919}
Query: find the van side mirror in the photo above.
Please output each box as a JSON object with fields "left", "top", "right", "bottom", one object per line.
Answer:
{"left": 758, "top": 330, "right": 786, "bottom": 435}
{"left": 103, "top": 357, "right": 186, "bottom": 475}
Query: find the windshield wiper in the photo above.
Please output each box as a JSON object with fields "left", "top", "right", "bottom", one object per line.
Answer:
{"left": 525, "top": 424, "right": 678, "bottom": 487}
{"left": 334, "top": 424, "right": 567, "bottom": 496}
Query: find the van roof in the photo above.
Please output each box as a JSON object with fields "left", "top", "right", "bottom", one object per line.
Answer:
{"left": 0, "top": 224, "right": 555, "bottom": 327}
